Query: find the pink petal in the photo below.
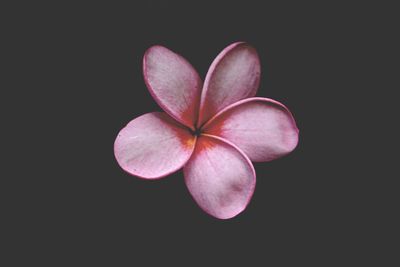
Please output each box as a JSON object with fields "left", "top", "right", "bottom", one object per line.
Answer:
{"left": 203, "top": 97, "right": 299, "bottom": 162}
{"left": 114, "top": 112, "right": 196, "bottom": 179}
{"left": 143, "top": 46, "right": 202, "bottom": 130}
{"left": 183, "top": 135, "right": 256, "bottom": 219}
{"left": 197, "top": 42, "right": 261, "bottom": 126}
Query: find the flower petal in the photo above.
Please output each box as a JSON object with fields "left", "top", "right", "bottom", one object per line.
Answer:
{"left": 183, "top": 135, "right": 256, "bottom": 219}
{"left": 114, "top": 112, "right": 196, "bottom": 179}
{"left": 203, "top": 97, "right": 299, "bottom": 162}
{"left": 143, "top": 46, "right": 202, "bottom": 130}
{"left": 197, "top": 42, "right": 261, "bottom": 126}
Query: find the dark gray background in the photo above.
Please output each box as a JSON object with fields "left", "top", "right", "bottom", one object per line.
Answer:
{"left": 5, "top": 1, "right": 393, "bottom": 265}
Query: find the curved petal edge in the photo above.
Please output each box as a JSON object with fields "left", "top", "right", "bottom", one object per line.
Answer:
{"left": 203, "top": 97, "right": 299, "bottom": 162}
{"left": 183, "top": 134, "right": 256, "bottom": 219}
{"left": 114, "top": 112, "right": 196, "bottom": 179}
{"left": 198, "top": 42, "right": 261, "bottom": 126}
{"left": 143, "top": 45, "right": 202, "bottom": 130}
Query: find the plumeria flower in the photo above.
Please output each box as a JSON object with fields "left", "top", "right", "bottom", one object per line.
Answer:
{"left": 114, "top": 42, "right": 299, "bottom": 219}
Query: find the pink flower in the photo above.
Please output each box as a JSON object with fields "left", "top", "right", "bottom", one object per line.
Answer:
{"left": 114, "top": 42, "right": 299, "bottom": 219}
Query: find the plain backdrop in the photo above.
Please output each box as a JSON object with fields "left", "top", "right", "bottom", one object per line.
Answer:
{"left": 4, "top": 1, "right": 394, "bottom": 265}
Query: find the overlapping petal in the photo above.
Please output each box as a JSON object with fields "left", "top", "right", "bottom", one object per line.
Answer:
{"left": 183, "top": 135, "right": 256, "bottom": 219}
{"left": 114, "top": 112, "right": 196, "bottom": 179}
{"left": 197, "top": 42, "right": 261, "bottom": 126}
{"left": 203, "top": 98, "right": 299, "bottom": 162}
{"left": 143, "top": 46, "right": 202, "bottom": 129}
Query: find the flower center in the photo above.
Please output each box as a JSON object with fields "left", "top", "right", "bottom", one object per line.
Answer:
{"left": 190, "top": 127, "right": 202, "bottom": 137}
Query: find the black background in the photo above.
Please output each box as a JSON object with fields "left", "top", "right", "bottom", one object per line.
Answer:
{"left": 5, "top": 1, "right": 393, "bottom": 265}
